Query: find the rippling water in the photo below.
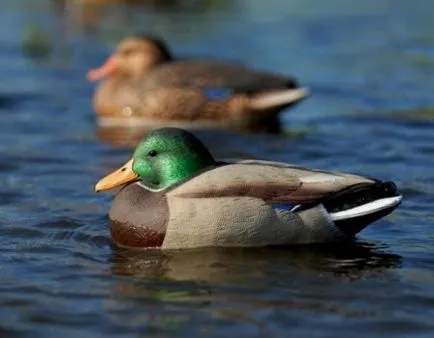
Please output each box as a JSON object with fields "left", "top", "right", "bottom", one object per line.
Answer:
{"left": 1, "top": 0, "right": 434, "bottom": 336}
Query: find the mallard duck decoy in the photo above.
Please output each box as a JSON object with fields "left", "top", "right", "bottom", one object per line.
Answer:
{"left": 86, "top": 35, "right": 308, "bottom": 132}
{"left": 94, "top": 128, "right": 402, "bottom": 250}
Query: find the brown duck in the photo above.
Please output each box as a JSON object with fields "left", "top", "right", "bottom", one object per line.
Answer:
{"left": 86, "top": 35, "right": 309, "bottom": 132}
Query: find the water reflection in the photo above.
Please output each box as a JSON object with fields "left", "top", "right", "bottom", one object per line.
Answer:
{"left": 109, "top": 242, "right": 402, "bottom": 285}
{"left": 103, "top": 242, "right": 402, "bottom": 330}
{"left": 95, "top": 120, "right": 284, "bottom": 148}
{"left": 96, "top": 124, "right": 153, "bottom": 148}
{"left": 96, "top": 124, "right": 235, "bottom": 149}
{"left": 95, "top": 124, "right": 235, "bottom": 149}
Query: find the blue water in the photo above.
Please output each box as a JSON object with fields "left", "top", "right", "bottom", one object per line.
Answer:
{"left": 1, "top": 0, "right": 434, "bottom": 336}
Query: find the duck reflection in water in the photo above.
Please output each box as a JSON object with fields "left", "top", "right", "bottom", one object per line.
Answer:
{"left": 95, "top": 121, "right": 287, "bottom": 148}
{"left": 101, "top": 242, "right": 402, "bottom": 329}
{"left": 108, "top": 242, "right": 402, "bottom": 285}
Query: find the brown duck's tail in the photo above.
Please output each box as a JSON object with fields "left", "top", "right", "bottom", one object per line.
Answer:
{"left": 248, "top": 87, "right": 310, "bottom": 111}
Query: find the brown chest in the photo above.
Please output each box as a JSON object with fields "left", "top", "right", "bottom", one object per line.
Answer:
{"left": 93, "top": 80, "right": 143, "bottom": 118}
{"left": 108, "top": 183, "right": 169, "bottom": 248}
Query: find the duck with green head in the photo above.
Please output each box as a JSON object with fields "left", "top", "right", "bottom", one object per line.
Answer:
{"left": 95, "top": 128, "right": 402, "bottom": 249}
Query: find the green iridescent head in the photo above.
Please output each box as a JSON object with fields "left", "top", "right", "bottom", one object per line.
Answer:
{"left": 95, "top": 128, "right": 216, "bottom": 192}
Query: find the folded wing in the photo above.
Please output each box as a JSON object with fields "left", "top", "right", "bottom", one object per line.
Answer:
{"left": 168, "top": 160, "right": 374, "bottom": 204}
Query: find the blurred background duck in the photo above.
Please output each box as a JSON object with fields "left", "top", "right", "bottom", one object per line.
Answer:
{"left": 87, "top": 35, "right": 308, "bottom": 133}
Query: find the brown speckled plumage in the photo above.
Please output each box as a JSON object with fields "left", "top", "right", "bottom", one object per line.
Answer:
{"left": 88, "top": 36, "right": 308, "bottom": 131}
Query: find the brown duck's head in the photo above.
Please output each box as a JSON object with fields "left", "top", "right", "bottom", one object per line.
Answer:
{"left": 86, "top": 35, "right": 173, "bottom": 81}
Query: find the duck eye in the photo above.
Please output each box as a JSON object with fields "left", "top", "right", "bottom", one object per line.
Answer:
{"left": 148, "top": 150, "right": 157, "bottom": 157}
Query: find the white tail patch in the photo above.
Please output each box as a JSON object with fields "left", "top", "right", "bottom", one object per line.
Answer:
{"left": 249, "top": 87, "right": 310, "bottom": 110}
{"left": 330, "top": 196, "right": 402, "bottom": 221}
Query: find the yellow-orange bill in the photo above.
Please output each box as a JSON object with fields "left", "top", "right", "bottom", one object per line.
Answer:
{"left": 86, "top": 55, "right": 116, "bottom": 81}
{"left": 95, "top": 159, "right": 138, "bottom": 192}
